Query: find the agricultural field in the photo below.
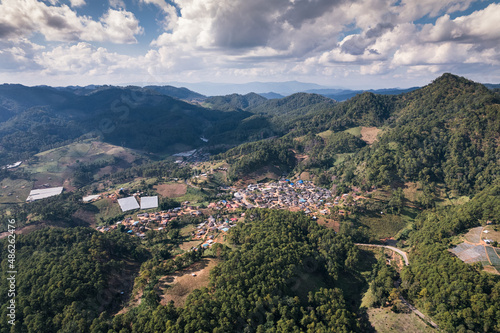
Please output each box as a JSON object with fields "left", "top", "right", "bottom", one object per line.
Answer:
{"left": 18, "top": 140, "right": 145, "bottom": 190}
{"left": 0, "top": 178, "right": 32, "bottom": 203}
{"left": 154, "top": 182, "right": 188, "bottom": 198}
{"left": 450, "top": 227, "right": 500, "bottom": 274}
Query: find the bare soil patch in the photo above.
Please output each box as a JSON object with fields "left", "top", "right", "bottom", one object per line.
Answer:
{"left": 316, "top": 217, "right": 340, "bottom": 232}
{"left": 360, "top": 127, "right": 381, "bottom": 144}
{"left": 155, "top": 183, "right": 188, "bottom": 198}
{"left": 157, "top": 258, "right": 219, "bottom": 307}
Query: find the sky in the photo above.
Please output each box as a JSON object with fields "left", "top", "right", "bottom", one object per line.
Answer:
{"left": 1, "top": 0, "right": 500, "bottom": 89}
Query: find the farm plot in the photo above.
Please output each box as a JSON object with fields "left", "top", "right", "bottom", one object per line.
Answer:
{"left": 464, "top": 227, "right": 483, "bottom": 244}
{"left": 486, "top": 246, "right": 500, "bottom": 267}
{"left": 155, "top": 183, "right": 187, "bottom": 198}
{"left": 450, "top": 244, "right": 489, "bottom": 264}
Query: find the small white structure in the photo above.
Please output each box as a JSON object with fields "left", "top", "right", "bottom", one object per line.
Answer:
{"left": 3, "top": 161, "right": 22, "bottom": 169}
{"left": 83, "top": 194, "right": 100, "bottom": 203}
{"left": 26, "top": 187, "right": 63, "bottom": 202}
{"left": 140, "top": 196, "right": 158, "bottom": 210}
{"left": 118, "top": 196, "right": 140, "bottom": 212}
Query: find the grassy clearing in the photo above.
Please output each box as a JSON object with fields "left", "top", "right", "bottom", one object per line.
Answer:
{"left": 358, "top": 214, "right": 408, "bottom": 240}
{"left": 367, "top": 308, "right": 435, "bottom": 333}
{"left": 344, "top": 126, "right": 362, "bottom": 137}
{"left": 403, "top": 182, "right": 420, "bottom": 203}
{"left": 0, "top": 178, "right": 32, "bottom": 203}
{"left": 317, "top": 129, "right": 334, "bottom": 139}
{"left": 91, "top": 198, "right": 123, "bottom": 223}
{"left": 158, "top": 258, "right": 219, "bottom": 307}
{"left": 334, "top": 153, "right": 355, "bottom": 166}
{"left": 176, "top": 186, "right": 209, "bottom": 205}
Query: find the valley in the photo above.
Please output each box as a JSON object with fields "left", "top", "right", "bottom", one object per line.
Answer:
{"left": 0, "top": 73, "right": 499, "bottom": 333}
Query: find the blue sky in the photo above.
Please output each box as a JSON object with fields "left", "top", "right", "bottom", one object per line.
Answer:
{"left": 1, "top": 0, "right": 500, "bottom": 89}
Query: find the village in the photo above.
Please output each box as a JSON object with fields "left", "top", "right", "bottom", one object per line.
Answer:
{"left": 94, "top": 179, "right": 366, "bottom": 251}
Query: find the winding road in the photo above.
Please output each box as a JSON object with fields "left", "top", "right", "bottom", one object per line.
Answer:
{"left": 354, "top": 243, "right": 409, "bottom": 266}
{"left": 355, "top": 243, "right": 439, "bottom": 329}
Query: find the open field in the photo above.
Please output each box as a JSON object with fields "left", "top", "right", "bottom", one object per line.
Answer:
{"left": 91, "top": 197, "right": 123, "bottom": 223}
{"left": 155, "top": 183, "right": 187, "bottom": 198}
{"left": 315, "top": 217, "right": 340, "bottom": 232}
{"left": 17, "top": 140, "right": 145, "bottom": 191}
{"left": 483, "top": 225, "right": 500, "bottom": 243}
{"left": 0, "top": 178, "right": 33, "bottom": 203}
{"left": 317, "top": 129, "right": 334, "bottom": 139}
{"left": 360, "top": 127, "right": 381, "bottom": 144}
{"left": 334, "top": 153, "right": 355, "bottom": 166}
{"left": 358, "top": 214, "right": 408, "bottom": 240}
{"left": 344, "top": 126, "right": 362, "bottom": 137}
{"left": 367, "top": 308, "right": 435, "bottom": 333}
{"left": 158, "top": 258, "right": 219, "bottom": 307}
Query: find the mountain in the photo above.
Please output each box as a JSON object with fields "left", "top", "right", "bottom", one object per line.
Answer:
{"left": 249, "top": 92, "right": 335, "bottom": 116}
{"left": 258, "top": 92, "right": 284, "bottom": 99}
{"left": 306, "top": 73, "right": 500, "bottom": 194}
{"left": 0, "top": 84, "right": 273, "bottom": 163}
{"left": 305, "top": 87, "right": 420, "bottom": 101}
{"left": 143, "top": 85, "right": 206, "bottom": 101}
{"left": 165, "top": 80, "right": 335, "bottom": 96}
{"left": 203, "top": 92, "right": 268, "bottom": 111}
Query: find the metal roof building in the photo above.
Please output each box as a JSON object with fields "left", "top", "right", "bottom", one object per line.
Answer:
{"left": 140, "top": 196, "right": 158, "bottom": 210}
{"left": 118, "top": 196, "right": 140, "bottom": 212}
{"left": 82, "top": 194, "right": 100, "bottom": 203}
{"left": 26, "top": 187, "right": 63, "bottom": 202}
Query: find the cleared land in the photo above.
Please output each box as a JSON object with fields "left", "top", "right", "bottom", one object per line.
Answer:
{"left": 367, "top": 308, "right": 435, "bottom": 333}
{"left": 154, "top": 183, "right": 187, "bottom": 198}
{"left": 464, "top": 226, "right": 483, "bottom": 244}
{"left": 360, "top": 126, "right": 381, "bottom": 144}
{"left": 158, "top": 258, "right": 219, "bottom": 307}
{"left": 0, "top": 178, "right": 32, "bottom": 204}
{"left": 450, "top": 226, "right": 500, "bottom": 273}
{"left": 13, "top": 140, "right": 144, "bottom": 194}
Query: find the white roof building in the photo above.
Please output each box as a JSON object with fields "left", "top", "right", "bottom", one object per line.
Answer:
{"left": 26, "top": 187, "right": 63, "bottom": 202}
{"left": 118, "top": 196, "right": 140, "bottom": 212}
{"left": 140, "top": 196, "right": 158, "bottom": 210}
{"left": 83, "top": 194, "right": 100, "bottom": 203}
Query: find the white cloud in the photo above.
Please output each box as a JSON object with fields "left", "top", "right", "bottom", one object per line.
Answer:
{"left": 1, "top": 0, "right": 500, "bottom": 88}
{"left": 69, "top": 0, "right": 86, "bottom": 7}
{"left": 0, "top": 0, "right": 143, "bottom": 43}
{"left": 422, "top": 3, "right": 500, "bottom": 44}
{"left": 109, "top": 0, "right": 126, "bottom": 9}
{"left": 37, "top": 42, "right": 136, "bottom": 75}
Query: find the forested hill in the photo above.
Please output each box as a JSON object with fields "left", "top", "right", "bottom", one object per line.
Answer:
{"left": 203, "top": 92, "right": 268, "bottom": 111}
{"left": 335, "top": 73, "right": 500, "bottom": 194}
{"left": 0, "top": 84, "right": 272, "bottom": 163}
{"left": 215, "top": 74, "right": 499, "bottom": 196}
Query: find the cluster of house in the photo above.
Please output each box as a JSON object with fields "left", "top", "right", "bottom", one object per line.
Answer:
{"left": 193, "top": 215, "right": 239, "bottom": 249}
{"left": 97, "top": 206, "right": 204, "bottom": 236}
{"left": 203, "top": 180, "right": 362, "bottom": 217}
